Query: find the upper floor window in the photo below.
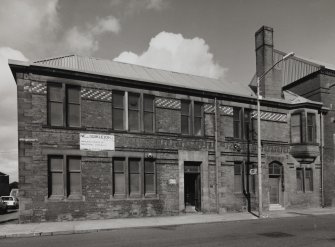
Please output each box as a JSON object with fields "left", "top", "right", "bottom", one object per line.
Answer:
{"left": 233, "top": 108, "right": 241, "bottom": 139}
{"left": 143, "top": 95, "right": 154, "bottom": 133}
{"left": 181, "top": 101, "right": 204, "bottom": 136}
{"left": 307, "top": 113, "right": 316, "bottom": 143}
{"left": 112, "top": 91, "right": 125, "bottom": 130}
{"left": 128, "top": 93, "right": 140, "bottom": 132}
{"left": 243, "top": 109, "right": 253, "bottom": 140}
{"left": 181, "top": 100, "right": 191, "bottom": 135}
{"left": 194, "top": 102, "right": 203, "bottom": 136}
{"left": 48, "top": 83, "right": 81, "bottom": 127}
{"left": 291, "top": 114, "right": 302, "bottom": 143}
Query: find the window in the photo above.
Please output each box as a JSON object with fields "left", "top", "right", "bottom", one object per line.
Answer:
{"left": 234, "top": 162, "right": 242, "bottom": 193}
{"left": 48, "top": 83, "right": 81, "bottom": 127}
{"left": 291, "top": 114, "right": 302, "bottom": 143}
{"left": 244, "top": 109, "right": 252, "bottom": 140}
{"left": 48, "top": 84, "right": 63, "bottom": 126}
{"left": 112, "top": 91, "right": 125, "bottom": 130}
{"left": 307, "top": 113, "right": 316, "bottom": 143}
{"left": 129, "top": 158, "right": 140, "bottom": 194}
{"left": 296, "top": 168, "right": 303, "bottom": 191}
{"left": 296, "top": 167, "right": 313, "bottom": 192}
{"left": 48, "top": 156, "right": 82, "bottom": 197}
{"left": 49, "top": 156, "right": 64, "bottom": 196}
{"left": 67, "top": 157, "right": 81, "bottom": 196}
{"left": 67, "top": 87, "right": 81, "bottom": 127}
{"left": 233, "top": 108, "right": 241, "bottom": 139}
{"left": 143, "top": 95, "right": 154, "bottom": 133}
{"left": 113, "top": 158, "right": 125, "bottom": 195}
{"left": 194, "top": 102, "right": 203, "bottom": 136}
{"left": 128, "top": 93, "right": 140, "bottom": 131}
{"left": 145, "top": 159, "right": 155, "bottom": 194}
{"left": 305, "top": 168, "right": 313, "bottom": 191}
{"left": 181, "top": 101, "right": 191, "bottom": 135}
{"left": 112, "top": 157, "right": 156, "bottom": 197}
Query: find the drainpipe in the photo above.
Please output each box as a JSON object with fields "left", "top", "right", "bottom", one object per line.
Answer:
{"left": 215, "top": 97, "right": 220, "bottom": 213}
{"left": 320, "top": 112, "right": 324, "bottom": 207}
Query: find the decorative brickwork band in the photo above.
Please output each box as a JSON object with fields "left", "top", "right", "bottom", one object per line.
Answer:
{"left": 155, "top": 97, "right": 181, "bottom": 109}
{"left": 219, "top": 106, "right": 233, "bottom": 115}
{"left": 24, "top": 81, "right": 47, "bottom": 94}
{"left": 251, "top": 111, "right": 287, "bottom": 122}
{"left": 204, "top": 104, "right": 215, "bottom": 113}
{"left": 81, "top": 88, "right": 112, "bottom": 102}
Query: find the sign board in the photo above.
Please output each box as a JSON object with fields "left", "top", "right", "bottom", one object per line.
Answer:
{"left": 250, "top": 168, "right": 257, "bottom": 175}
{"left": 168, "top": 179, "right": 177, "bottom": 185}
{"left": 80, "top": 133, "right": 115, "bottom": 151}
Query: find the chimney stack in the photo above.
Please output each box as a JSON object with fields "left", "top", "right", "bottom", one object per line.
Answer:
{"left": 255, "top": 26, "right": 282, "bottom": 99}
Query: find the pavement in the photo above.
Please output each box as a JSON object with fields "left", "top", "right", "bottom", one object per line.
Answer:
{"left": 1, "top": 207, "right": 335, "bottom": 239}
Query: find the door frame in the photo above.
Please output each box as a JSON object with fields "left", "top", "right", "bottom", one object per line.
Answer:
{"left": 178, "top": 151, "right": 209, "bottom": 213}
{"left": 268, "top": 162, "right": 283, "bottom": 206}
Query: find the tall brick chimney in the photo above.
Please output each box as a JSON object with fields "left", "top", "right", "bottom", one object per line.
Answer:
{"left": 255, "top": 26, "right": 282, "bottom": 99}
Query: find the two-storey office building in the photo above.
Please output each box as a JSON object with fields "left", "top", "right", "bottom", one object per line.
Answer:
{"left": 9, "top": 46, "right": 324, "bottom": 222}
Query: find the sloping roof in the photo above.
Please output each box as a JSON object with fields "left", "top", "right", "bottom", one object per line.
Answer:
{"left": 249, "top": 49, "right": 324, "bottom": 89}
{"left": 283, "top": 90, "right": 315, "bottom": 104}
{"left": 32, "top": 55, "right": 255, "bottom": 97}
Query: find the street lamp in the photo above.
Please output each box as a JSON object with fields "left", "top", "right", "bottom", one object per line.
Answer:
{"left": 257, "top": 52, "right": 294, "bottom": 218}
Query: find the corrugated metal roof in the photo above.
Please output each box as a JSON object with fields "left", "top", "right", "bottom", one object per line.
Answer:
{"left": 33, "top": 55, "right": 255, "bottom": 97}
{"left": 249, "top": 50, "right": 323, "bottom": 89}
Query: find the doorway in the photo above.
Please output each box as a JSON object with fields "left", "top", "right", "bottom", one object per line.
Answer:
{"left": 268, "top": 162, "right": 283, "bottom": 205}
{"left": 184, "top": 162, "right": 201, "bottom": 212}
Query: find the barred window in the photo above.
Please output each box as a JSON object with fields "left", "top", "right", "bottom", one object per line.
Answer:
{"left": 234, "top": 162, "right": 242, "bottom": 193}
{"left": 144, "top": 159, "right": 155, "bottom": 194}
{"left": 113, "top": 158, "right": 125, "bottom": 195}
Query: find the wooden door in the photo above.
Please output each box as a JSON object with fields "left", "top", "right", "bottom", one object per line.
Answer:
{"left": 195, "top": 174, "right": 201, "bottom": 211}
{"left": 269, "top": 177, "right": 280, "bottom": 204}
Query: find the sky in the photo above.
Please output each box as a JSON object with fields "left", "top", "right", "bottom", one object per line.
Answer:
{"left": 1, "top": 0, "right": 335, "bottom": 182}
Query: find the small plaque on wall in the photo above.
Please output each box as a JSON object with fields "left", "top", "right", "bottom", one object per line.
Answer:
{"left": 80, "top": 133, "right": 115, "bottom": 151}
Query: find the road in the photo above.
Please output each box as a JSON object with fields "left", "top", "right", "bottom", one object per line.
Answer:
{"left": 0, "top": 210, "right": 18, "bottom": 224}
{"left": 1, "top": 214, "right": 335, "bottom": 246}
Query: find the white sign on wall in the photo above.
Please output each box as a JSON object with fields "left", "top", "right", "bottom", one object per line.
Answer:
{"left": 80, "top": 133, "right": 115, "bottom": 151}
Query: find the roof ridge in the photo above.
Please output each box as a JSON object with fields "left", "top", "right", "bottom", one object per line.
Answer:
{"left": 33, "top": 54, "right": 78, "bottom": 63}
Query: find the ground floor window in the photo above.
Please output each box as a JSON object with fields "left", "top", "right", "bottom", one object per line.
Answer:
{"left": 48, "top": 155, "right": 82, "bottom": 198}
{"left": 296, "top": 167, "right": 313, "bottom": 192}
{"left": 112, "top": 157, "right": 156, "bottom": 197}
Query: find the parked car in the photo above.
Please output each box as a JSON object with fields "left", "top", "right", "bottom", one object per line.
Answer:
{"left": 0, "top": 198, "right": 7, "bottom": 214}
{"left": 1, "top": 196, "right": 18, "bottom": 209}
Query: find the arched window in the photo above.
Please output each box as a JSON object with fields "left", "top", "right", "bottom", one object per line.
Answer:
{"left": 269, "top": 162, "right": 282, "bottom": 176}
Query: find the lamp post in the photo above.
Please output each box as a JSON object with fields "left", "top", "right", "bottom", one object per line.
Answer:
{"left": 257, "top": 52, "right": 294, "bottom": 218}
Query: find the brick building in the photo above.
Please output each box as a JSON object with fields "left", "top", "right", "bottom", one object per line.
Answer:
{"left": 9, "top": 27, "right": 325, "bottom": 223}
{"left": 251, "top": 26, "right": 335, "bottom": 208}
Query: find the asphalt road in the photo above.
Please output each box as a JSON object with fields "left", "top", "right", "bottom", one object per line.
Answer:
{"left": 0, "top": 210, "right": 18, "bottom": 224}
{"left": 1, "top": 214, "right": 335, "bottom": 247}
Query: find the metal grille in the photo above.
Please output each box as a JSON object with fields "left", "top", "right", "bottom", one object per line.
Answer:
{"left": 81, "top": 88, "right": 112, "bottom": 102}
{"left": 155, "top": 97, "right": 181, "bottom": 109}
{"left": 24, "top": 82, "right": 47, "bottom": 94}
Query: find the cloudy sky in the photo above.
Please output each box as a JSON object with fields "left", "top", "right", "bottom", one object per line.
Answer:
{"left": 1, "top": 0, "right": 335, "bottom": 182}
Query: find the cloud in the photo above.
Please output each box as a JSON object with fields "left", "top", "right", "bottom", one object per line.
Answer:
{"left": 114, "top": 32, "right": 226, "bottom": 79}
{"left": 63, "top": 15, "right": 121, "bottom": 55}
{"left": 0, "top": 47, "right": 28, "bottom": 182}
{"left": 146, "top": 0, "right": 166, "bottom": 10}
{"left": 111, "top": 0, "right": 168, "bottom": 15}
{"left": 0, "top": 0, "right": 59, "bottom": 54}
